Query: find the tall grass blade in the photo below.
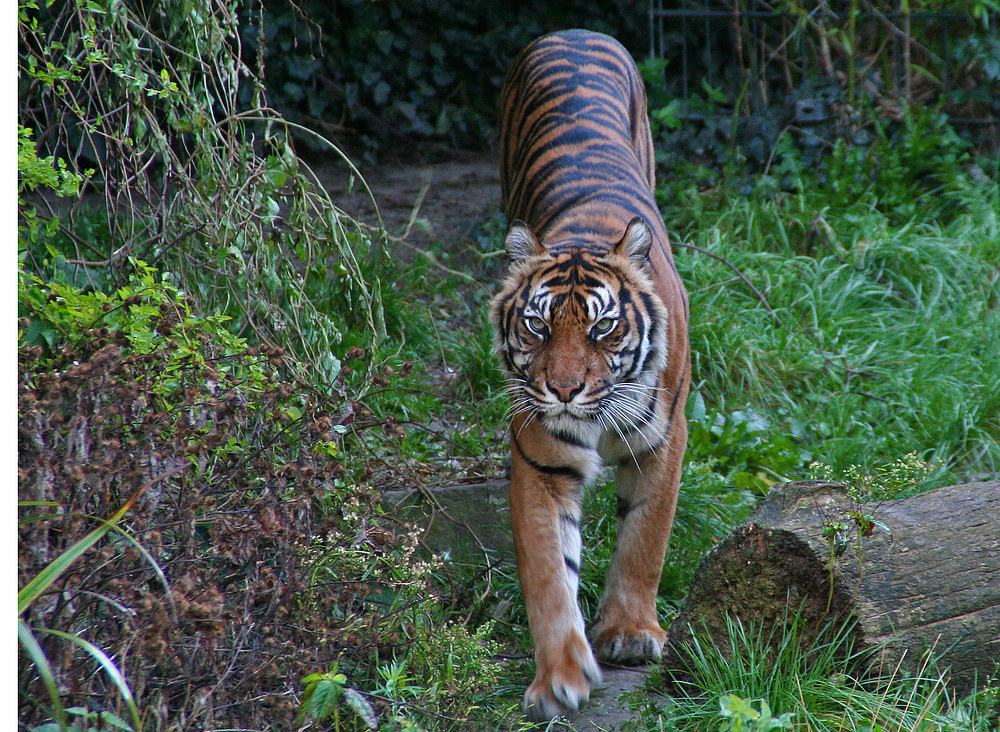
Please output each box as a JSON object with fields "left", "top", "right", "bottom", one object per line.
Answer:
{"left": 107, "top": 525, "right": 176, "bottom": 620}
{"left": 17, "top": 470, "right": 180, "bottom": 615}
{"left": 38, "top": 628, "right": 143, "bottom": 732}
{"left": 18, "top": 620, "right": 68, "bottom": 730}
{"left": 18, "top": 504, "right": 128, "bottom": 616}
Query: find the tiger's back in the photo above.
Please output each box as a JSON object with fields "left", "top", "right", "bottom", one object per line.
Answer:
{"left": 491, "top": 30, "right": 691, "bottom": 723}
{"left": 501, "top": 31, "right": 658, "bottom": 253}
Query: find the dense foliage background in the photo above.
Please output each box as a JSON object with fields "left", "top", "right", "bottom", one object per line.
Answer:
{"left": 18, "top": 0, "right": 999, "bottom": 730}
{"left": 243, "top": 0, "right": 649, "bottom": 155}
{"left": 241, "top": 0, "right": 999, "bottom": 163}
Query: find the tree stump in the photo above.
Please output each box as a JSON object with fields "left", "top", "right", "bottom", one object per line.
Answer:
{"left": 662, "top": 481, "right": 1000, "bottom": 695}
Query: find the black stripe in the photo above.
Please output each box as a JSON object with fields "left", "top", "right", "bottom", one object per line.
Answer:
{"left": 564, "top": 556, "right": 580, "bottom": 574}
{"left": 550, "top": 429, "right": 590, "bottom": 449}
{"left": 512, "top": 434, "right": 585, "bottom": 482}
{"left": 501, "top": 351, "right": 517, "bottom": 375}
{"left": 637, "top": 393, "right": 657, "bottom": 424}
{"left": 665, "top": 362, "right": 688, "bottom": 425}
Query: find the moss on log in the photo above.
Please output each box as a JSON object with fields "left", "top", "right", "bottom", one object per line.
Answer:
{"left": 663, "top": 481, "right": 1000, "bottom": 695}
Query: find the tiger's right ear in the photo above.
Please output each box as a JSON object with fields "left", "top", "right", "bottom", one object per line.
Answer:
{"left": 504, "top": 220, "right": 545, "bottom": 262}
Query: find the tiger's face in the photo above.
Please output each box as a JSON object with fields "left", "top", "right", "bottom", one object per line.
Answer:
{"left": 490, "top": 218, "right": 669, "bottom": 442}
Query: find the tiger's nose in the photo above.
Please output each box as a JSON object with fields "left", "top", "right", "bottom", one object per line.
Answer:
{"left": 548, "top": 380, "right": 584, "bottom": 402}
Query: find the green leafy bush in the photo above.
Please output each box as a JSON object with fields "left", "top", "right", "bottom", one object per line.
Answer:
{"left": 644, "top": 2, "right": 998, "bottom": 204}
{"left": 18, "top": 0, "right": 386, "bottom": 392}
{"left": 817, "top": 107, "right": 978, "bottom": 226}
{"left": 717, "top": 695, "right": 794, "bottom": 732}
{"left": 300, "top": 521, "right": 503, "bottom": 727}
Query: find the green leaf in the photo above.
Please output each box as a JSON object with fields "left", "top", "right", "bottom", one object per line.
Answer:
{"left": 321, "top": 352, "right": 342, "bottom": 383}
{"left": 720, "top": 693, "right": 759, "bottom": 720}
{"left": 302, "top": 676, "right": 344, "bottom": 722}
{"left": 638, "top": 56, "right": 670, "bottom": 84}
{"left": 701, "top": 79, "right": 728, "bottom": 105}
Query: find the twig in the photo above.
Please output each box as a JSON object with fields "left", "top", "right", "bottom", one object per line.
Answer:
{"left": 672, "top": 241, "right": 782, "bottom": 326}
{"left": 388, "top": 174, "right": 432, "bottom": 242}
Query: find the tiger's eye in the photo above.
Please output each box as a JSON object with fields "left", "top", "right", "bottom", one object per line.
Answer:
{"left": 592, "top": 317, "right": 616, "bottom": 336}
{"left": 526, "top": 316, "right": 547, "bottom": 335}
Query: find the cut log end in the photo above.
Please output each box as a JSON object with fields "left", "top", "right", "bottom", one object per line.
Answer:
{"left": 662, "top": 481, "right": 1000, "bottom": 696}
{"left": 661, "top": 521, "right": 865, "bottom": 690}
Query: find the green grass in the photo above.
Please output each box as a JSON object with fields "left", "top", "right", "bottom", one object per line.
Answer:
{"left": 630, "top": 613, "right": 997, "bottom": 731}
{"left": 667, "top": 180, "right": 1000, "bottom": 481}
{"left": 330, "top": 243, "right": 509, "bottom": 487}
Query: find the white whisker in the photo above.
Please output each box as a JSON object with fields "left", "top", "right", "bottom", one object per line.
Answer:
{"left": 601, "top": 403, "right": 642, "bottom": 471}
{"left": 514, "top": 410, "right": 538, "bottom": 439}
{"left": 613, "top": 382, "right": 670, "bottom": 393}
{"left": 601, "top": 395, "right": 659, "bottom": 457}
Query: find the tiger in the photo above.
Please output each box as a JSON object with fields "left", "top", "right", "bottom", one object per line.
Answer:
{"left": 489, "top": 30, "right": 691, "bottom": 722}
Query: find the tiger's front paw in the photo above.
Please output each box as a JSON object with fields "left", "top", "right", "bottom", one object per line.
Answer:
{"left": 591, "top": 623, "right": 667, "bottom": 665}
{"left": 523, "top": 635, "right": 601, "bottom": 722}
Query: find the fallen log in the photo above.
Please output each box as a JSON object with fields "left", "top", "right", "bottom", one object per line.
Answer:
{"left": 662, "top": 481, "right": 1000, "bottom": 695}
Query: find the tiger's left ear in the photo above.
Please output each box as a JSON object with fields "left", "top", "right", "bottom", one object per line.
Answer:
{"left": 613, "top": 217, "right": 652, "bottom": 263}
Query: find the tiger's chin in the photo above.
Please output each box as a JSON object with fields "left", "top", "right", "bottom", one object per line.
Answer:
{"left": 536, "top": 407, "right": 604, "bottom": 442}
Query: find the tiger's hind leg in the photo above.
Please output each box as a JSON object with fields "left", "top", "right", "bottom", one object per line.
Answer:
{"left": 590, "top": 418, "right": 686, "bottom": 664}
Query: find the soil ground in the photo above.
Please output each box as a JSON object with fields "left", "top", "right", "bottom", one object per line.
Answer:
{"left": 580, "top": 665, "right": 659, "bottom": 730}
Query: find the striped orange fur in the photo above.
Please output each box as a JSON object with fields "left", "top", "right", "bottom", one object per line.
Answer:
{"left": 490, "top": 30, "right": 691, "bottom": 722}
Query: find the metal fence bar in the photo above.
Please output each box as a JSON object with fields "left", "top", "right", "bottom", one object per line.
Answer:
{"left": 649, "top": 8, "right": 973, "bottom": 20}
{"left": 647, "top": 3, "right": 998, "bottom": 128}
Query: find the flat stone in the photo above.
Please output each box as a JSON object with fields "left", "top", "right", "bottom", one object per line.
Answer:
{"left": 572, "top": 665, "right": 656, "bottom": 731}
{"left": 383, "top": 480, "right": 512, "bottom": 561}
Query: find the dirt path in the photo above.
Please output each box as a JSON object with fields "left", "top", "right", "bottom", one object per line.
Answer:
{"left": 324, "top": 154, "right": 664, "bottom": 730}
{"left": 317, "top": 151, "right": 503, "bottom": 269}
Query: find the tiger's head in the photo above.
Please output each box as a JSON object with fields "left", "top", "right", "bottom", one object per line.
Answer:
{"left": 489, "top": 217, "right": 670, "bottom": 441}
